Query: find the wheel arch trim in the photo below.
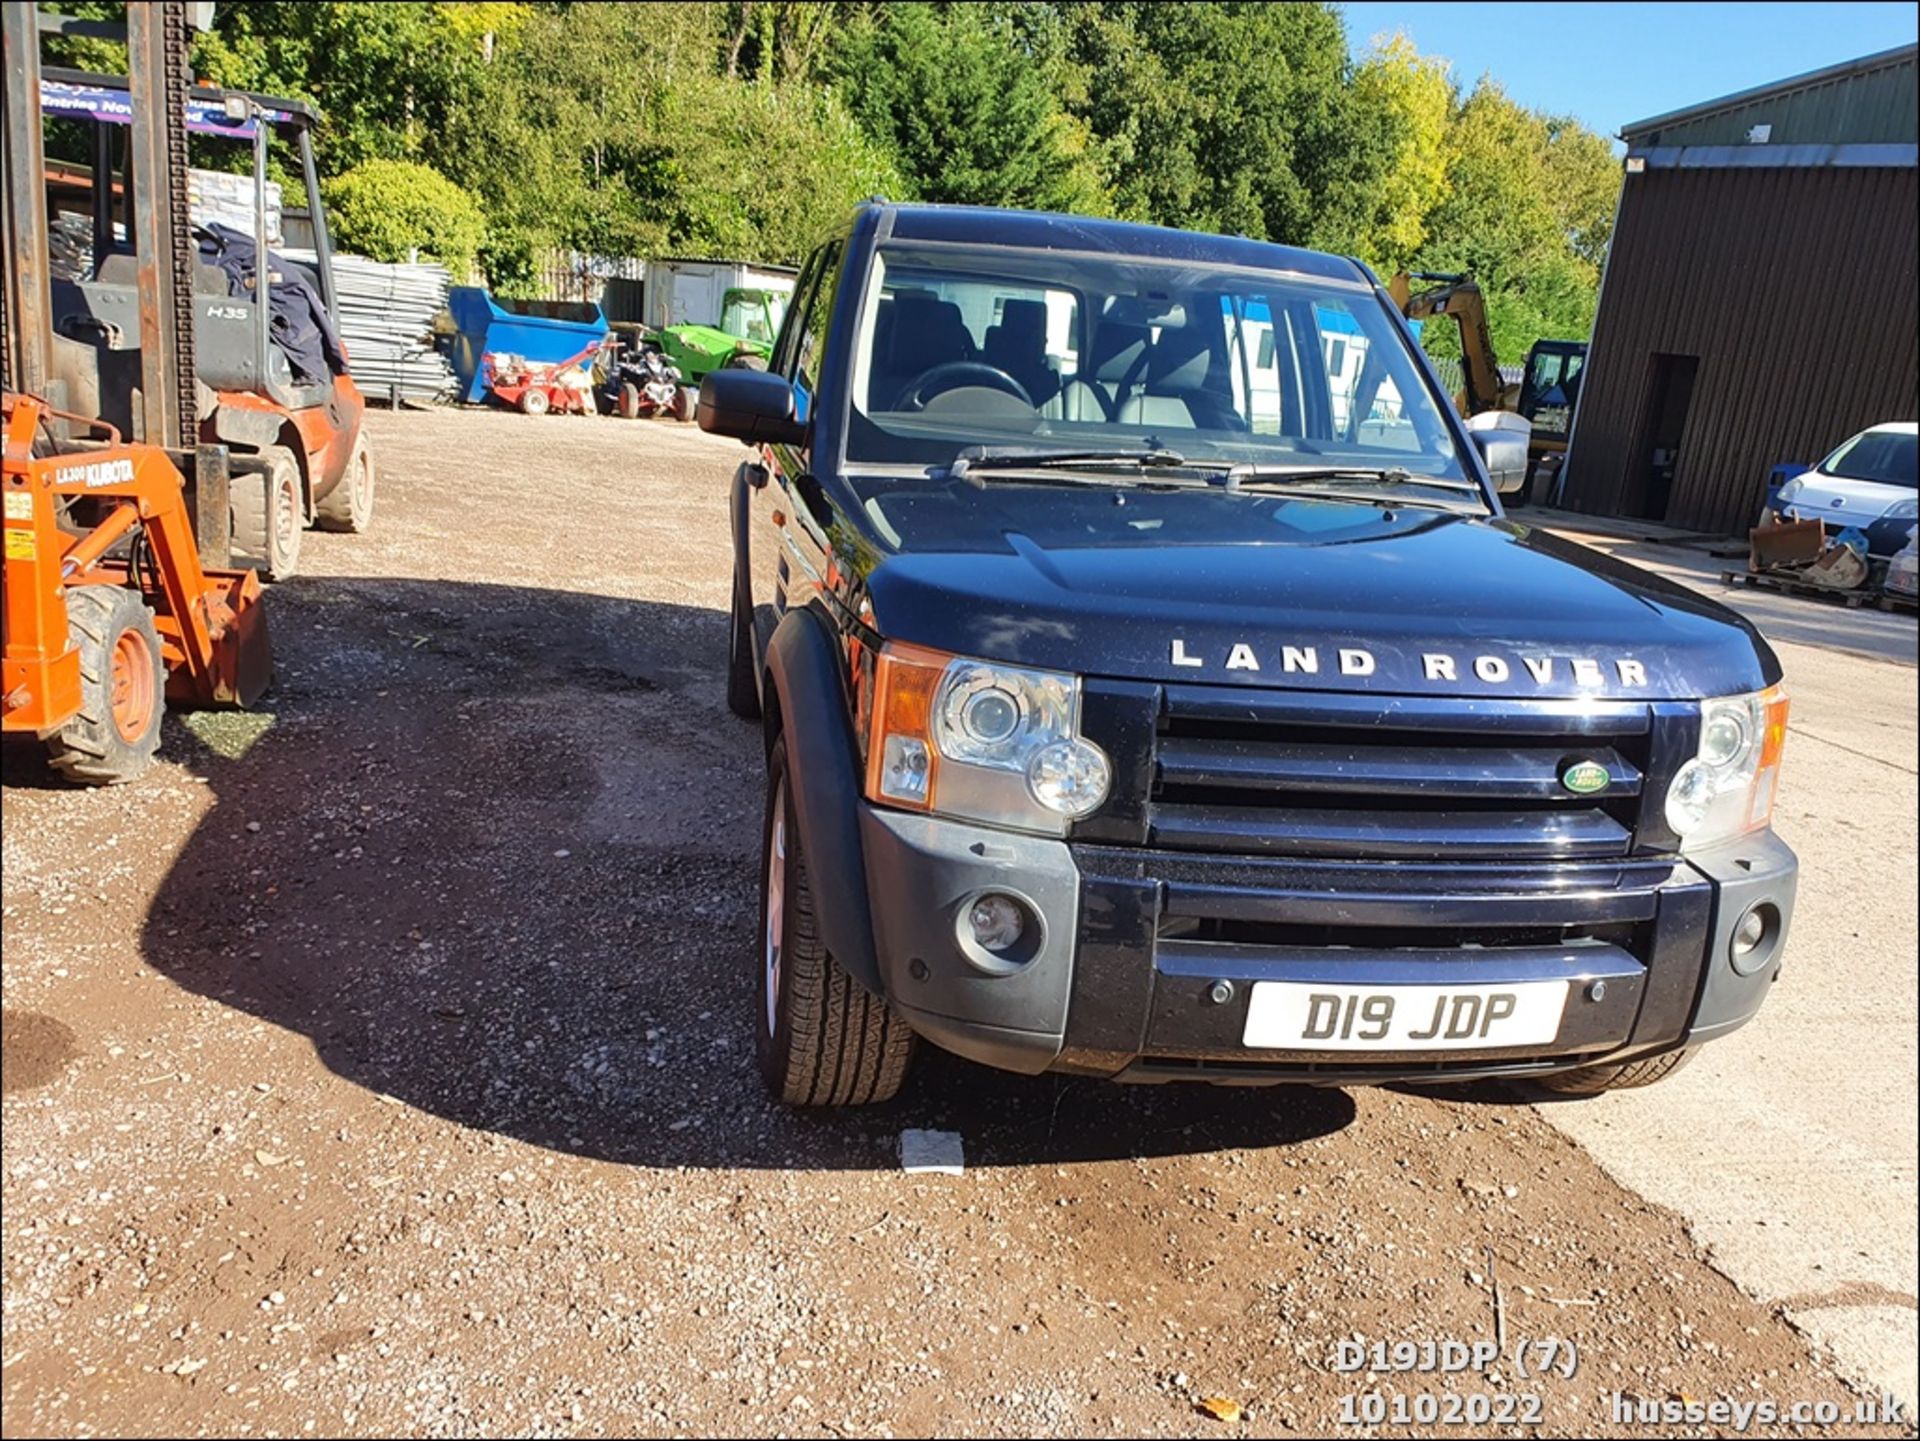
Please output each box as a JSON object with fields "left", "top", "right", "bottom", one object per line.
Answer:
{"left": 762, "top": 604, "right": 882, "bottom": 995}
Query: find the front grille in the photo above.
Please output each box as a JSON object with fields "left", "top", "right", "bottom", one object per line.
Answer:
{"left": 1140, "top": 684, "right": 1657, "bottom": 861}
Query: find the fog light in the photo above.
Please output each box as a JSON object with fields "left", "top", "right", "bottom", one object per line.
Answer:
{"left": 1729, "top": 902, "right": 1781, "bottom": 975}
{"left": 955, "top": 890, "right": 1043, "bottom": 975}
{"left": 968, "top": 893, "right": 1026, "bottom": 952}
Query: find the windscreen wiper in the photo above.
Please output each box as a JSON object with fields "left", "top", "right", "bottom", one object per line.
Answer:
{"left": 941, "top": 445, "right": 1189, "bottom": 481}
{"left": 1222, "top": 464, "right": 1485, "bottom": 496}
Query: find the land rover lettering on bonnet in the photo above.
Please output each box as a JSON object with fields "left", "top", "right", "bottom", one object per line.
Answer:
{"left": 700, "top": 202, "right": 1798, "bottom": 1107}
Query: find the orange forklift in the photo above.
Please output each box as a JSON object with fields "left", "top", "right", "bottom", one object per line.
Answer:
{"left": 33, "top": 18, "right": 374, "bottom": 580}
{"left": 4, "top": 1, "right": 270, "bottom": 783}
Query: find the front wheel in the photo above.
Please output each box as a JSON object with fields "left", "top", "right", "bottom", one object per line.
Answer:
{"left": 671, "top": 385, "right": 697, "bottom": 422}
{"left": 231, "top": 446, "right": 304, "bottom": 582}
{"left": 315, "top": 431, "right": 375, "bottom": 534}
{"left": 1533, "top": 1048, "right": 1697, "bottom": 1096}
{"left": 757, "top": 739, "right": 913, "bottom": 1106}
{"left": 519, "top": 387, "right": 550, "bottom": 417}
{"left": 44, "top": 585, "right": 166, "bottom": 785}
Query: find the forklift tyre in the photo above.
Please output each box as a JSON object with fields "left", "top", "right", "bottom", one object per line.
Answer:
{"left": 231, "top": 446, "right": 304, "bottom": 583}
{"left": 44, "top": 585, "right": 166, "bottom": 786}
{"left": 316, "top": 432, "right": 375, "bottom": 534}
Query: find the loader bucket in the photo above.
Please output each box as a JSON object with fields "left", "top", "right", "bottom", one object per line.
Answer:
{"left": 167, "top": 566, "right": 273, "bottom": 707}
{"left": 1748, "top": 518, "right": 1824, "bottom": 573}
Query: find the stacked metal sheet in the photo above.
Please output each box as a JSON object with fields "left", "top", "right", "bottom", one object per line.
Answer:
{"left": 286, "top": 250, "right": 457, "bottom": 405}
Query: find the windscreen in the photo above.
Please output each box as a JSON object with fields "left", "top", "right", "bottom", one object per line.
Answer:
{"left": 844, "top": 243, "right": 1468, "bottom": 479}
{"left": 1819, "top": 430, "right": 1917, "bottom": 489}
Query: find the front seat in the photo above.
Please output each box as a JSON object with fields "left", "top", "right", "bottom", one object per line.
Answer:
{"left": 1058, "top": 319, "right": 1150, "bottom": 421}
{"left": 875, "top": 294, "right": 975, "bottom": 407}
{"left": 980, "top": 298, "right": 1057, "bottom": 408}
{"left": 1117, "top": 325, "right": 1245, "bottom": 431}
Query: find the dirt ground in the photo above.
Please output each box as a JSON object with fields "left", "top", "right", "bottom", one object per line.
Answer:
{"left": 2, "top": 407, "right": 1911, "bottom": 1439}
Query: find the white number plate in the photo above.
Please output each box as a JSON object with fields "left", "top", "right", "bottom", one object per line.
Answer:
{"left": 1242, "top": 980, "right": 1569, "bottom": 1052}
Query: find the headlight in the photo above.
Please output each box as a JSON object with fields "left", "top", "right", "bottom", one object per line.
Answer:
{"left": 1663, "top": 685, "right": 1789, "bottom": 851}
{"left": 1884, "top": 497, "right": 1918, "bottom": 521}
{"left": 1774, "top": 478, "right": 1804, "bottom": 505}
{"left": 865, "top": 643, "right": 1110, "bottom": 835}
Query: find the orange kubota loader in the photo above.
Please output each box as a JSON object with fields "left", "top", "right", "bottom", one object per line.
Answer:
{"left": 2, "top": 394, "right": 270, "bottom": 781}
{"left": 4, "top": 3, "right": 270, "bottom": 784}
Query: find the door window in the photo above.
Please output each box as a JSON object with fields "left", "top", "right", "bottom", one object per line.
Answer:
{"left": 791, "top": 245, "right": 842, "bottom": 419}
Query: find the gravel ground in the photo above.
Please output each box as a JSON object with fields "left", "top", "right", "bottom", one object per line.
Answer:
{"left": 3, "top": 407, "right": 1912, "bottom": 1438}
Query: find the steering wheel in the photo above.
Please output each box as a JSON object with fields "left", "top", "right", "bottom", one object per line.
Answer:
{"left": 893, "top": 361, "right": 1034, "bottom": 413}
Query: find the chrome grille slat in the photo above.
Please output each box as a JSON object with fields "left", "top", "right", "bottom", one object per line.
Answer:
{"left": 1155, "top": 737, "right": 1643, "bottom": 800}
{"left": 1144, "top": 686, "right": 1653, "bottom": 861}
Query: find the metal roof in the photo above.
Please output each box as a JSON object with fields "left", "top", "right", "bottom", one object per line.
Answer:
{"left": 1622, "top": 44, "right": 1917, "bottom": 148}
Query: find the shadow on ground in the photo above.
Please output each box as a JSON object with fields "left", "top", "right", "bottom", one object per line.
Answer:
{"left": 112, "top": 574, "right": 1356, "bottom": 1171}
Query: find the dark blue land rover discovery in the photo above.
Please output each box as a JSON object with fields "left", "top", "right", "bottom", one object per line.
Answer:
{"left": 699, "top": 203, "right": 1796, "bottom": 1107}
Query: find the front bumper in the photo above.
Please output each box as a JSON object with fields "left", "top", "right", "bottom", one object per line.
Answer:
{"left": 859, "top": 806, "right": 1796, "bottom": 1086}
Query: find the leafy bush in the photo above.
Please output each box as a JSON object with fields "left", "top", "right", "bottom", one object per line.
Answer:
{"left": 322, "top": 160, "right": 485, "bottom": 275}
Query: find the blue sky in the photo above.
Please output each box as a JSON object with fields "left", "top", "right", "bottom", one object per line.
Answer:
{"left": 1338, "top": 2, "right": 1919, "bottom": 137}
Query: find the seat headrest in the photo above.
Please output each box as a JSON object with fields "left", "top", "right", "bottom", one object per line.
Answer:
{"left": 886, "top": 295, "right": 973, "bottom": 372}
{"left": 1088, "top": 321, "right": 1150, "bottom": 383}
{"left": 1145, "top": 325, "right": 1214, "bottom": 392}
{"left": 994, "top": 298, "right": 1047, "bottom": 346}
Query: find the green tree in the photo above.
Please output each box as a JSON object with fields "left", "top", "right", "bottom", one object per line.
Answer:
{"left": 824, "top": 3, "right": 1109, "bottom": 213}
{"left": 653, "top": 75, "right": 907, "bottom": 262}
{"left": 1058, "top": 2, "right": 1396, "bottom": 250}
{"left": 1413, "top": 79, "right": 1620, "bottom": 362}
{"left": 1346, "top": 33, "right": 1455, "bottom": 272}
{"left": 322, "top": 159, "right": 486, "bottom": 272}
{"left": 191, "top": 2, "right": 501, "bottom": 172}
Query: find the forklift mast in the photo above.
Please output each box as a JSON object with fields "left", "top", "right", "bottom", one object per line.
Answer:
{"left": 5, "top": 3, "right": 204, "bottom": 449}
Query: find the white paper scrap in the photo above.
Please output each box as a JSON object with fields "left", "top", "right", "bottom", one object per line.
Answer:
{"left": 900, "top": 1128, "right": 965, "bottom": 1175}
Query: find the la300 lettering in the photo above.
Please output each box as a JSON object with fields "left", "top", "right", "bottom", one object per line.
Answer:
{"left": 1169, "top": 639, "right": 1648, "bottom": 688}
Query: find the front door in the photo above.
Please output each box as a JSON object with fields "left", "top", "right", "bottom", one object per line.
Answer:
{"left": 1631, "top": 353, "right": 1699, "bottom": 521}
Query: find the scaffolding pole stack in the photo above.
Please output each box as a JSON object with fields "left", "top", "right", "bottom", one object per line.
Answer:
{"left": 289, "top": 250, "right": 457, "bottom": 406}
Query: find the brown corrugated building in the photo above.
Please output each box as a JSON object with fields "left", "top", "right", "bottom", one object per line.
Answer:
{"left": 1560, "top": 44, "right": 1918, "bottom": 534}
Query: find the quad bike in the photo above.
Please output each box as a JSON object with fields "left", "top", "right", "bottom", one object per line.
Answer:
{"left": 604, "top": 338, "right": 696, "bottom": 421}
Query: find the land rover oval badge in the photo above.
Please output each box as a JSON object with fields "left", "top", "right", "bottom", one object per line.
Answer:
{"left": 1561, "top": 759, "right": 1611, "bottom": 795}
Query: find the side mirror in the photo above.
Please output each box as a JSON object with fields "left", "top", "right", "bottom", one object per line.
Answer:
{"left": 1466, "top": 412, "right": 1532, "bottom": 497}
{"left": 698, "top": 370, "right": 807, "bottom": 447}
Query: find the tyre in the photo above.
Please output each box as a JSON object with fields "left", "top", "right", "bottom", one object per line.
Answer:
{"left": 757, "top": 738, "right": 913, "bottom": 1106}
{"left": 618, "top": 382, "right": 642, "bottom": 420}
{"left": 671, "top": 385, "right": 697, "bottom": 422}
{"left": 726, "top": 563, "right": 761, "bottom": 720}
{"left": 231, "top": 445, "right": 304, "bottom": 582}
{"left": 519, "top": 387, "right": 550, "bottom": 416}
{"left": 44, "top": 585, "right": 166, "bottom": 786}
{"left": 1533, "top": 1047, "right": 1696, "bottom": 1097}
{"left": 315, "top": 431, "right": 375, "bottom": 534}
